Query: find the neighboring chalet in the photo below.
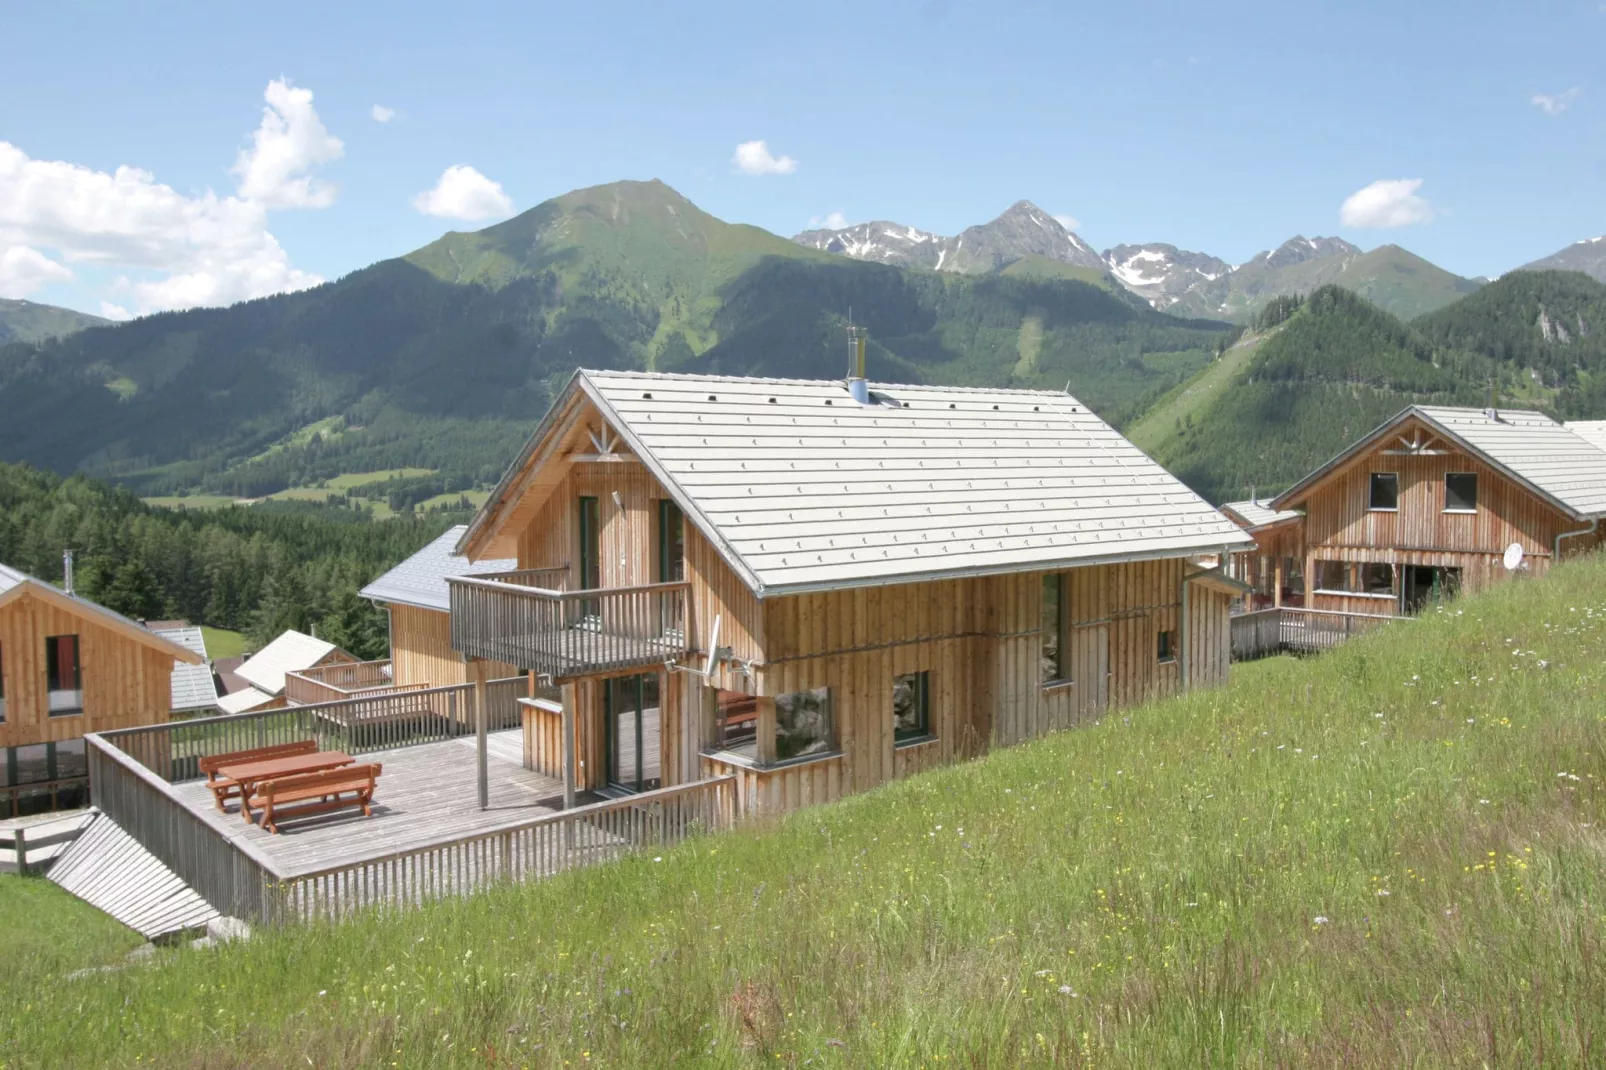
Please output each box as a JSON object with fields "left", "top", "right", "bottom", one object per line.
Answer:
{"left": 448, "top": 369, "right": 1251, "bottom": 815}
{"left": 0, "top": 563, "right": 201, "bottom": 815}
{"left": 361, "top": 526, "right": 517, "bottom": 687}
{"left": 1219, "top": 499, "right": 1305, "bottom": 610}
{"left": 143, "top": 623, "right": 221, "bottom": 716}
{"left": 218, "top": 630, "right": 357, "bottom": 714}
{"left": 1227, "top": 406, "right": 1606, "bottom": 618}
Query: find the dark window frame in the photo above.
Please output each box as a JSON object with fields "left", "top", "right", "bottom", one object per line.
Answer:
{"left": 1041, "top": 573, "right": 1069, "bottom": 686}
{"left": 1444, "top": 472, "right": 1478, "bottom": 513}
{"left": 1369, "top": 472, "right": 1400, "bottom": 511}
{"left": 1157, "top": 629, "right": 1178, "bottom": 663}
{"left": 657, "top": 499, "right": 686, "bottom": 583}
{"left": 892, "top": 670, "right": 932, "bottom": 745}
{"left": 46, "top": 634, "right": 82, "bottom": 716}
{"left": 1362, "top": 562, "right": 1396, "bottom": 595}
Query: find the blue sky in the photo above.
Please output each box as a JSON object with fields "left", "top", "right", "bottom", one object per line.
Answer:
{"left": 1, "top": 0, "right": 1601, "bottom": 317}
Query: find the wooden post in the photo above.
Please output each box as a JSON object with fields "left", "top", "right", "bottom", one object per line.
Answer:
{"left": 13, "top": 827, "right": 26, "bottom": 877}
{"left": 755, "top": 694, "right": 777, "bottom": 767}
{"left": 469, "top": 657, "right": 489, "bottom": 810}
{"left": 560, "top": 681, "right": 578, "bottom": 811}
{"left": 1273, "top": 556, "right": 1284, "bottom": 609}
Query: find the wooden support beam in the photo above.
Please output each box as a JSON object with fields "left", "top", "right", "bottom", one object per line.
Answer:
{"left": 755, "top": 695, "right": 777, "bottom": 766}
{"left": 468, "top": 657, "right": 490, "bottom": 810}
{"left": 560, "top": 681, "right": 579, "bottom": 811}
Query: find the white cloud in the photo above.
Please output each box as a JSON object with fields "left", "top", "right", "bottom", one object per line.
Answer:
{"left": 732, "top": 140, "right": 798, "bottom": 176}
{"left": 98, "top": 301, "right": 131, "bottom": 321}
{"left": 1053, "top": 213, "right": 1082, "bottom": 232}
{"left": 231, "top": 78, "right": 344, "bottom": 208}
{"left": 411, "top": 165, "right": 515, "bottom": 221}
{"left": 371, "top": 104, "right": 397, "bottom": 124}
{"left": 1339, "top": 178, "right": 1435, "bottom": 228}
{"left": 0, "top": 244, "right": 73, "bottom": 298}
{"left": 0, "top": 137, "right": 322, "bottom": 315}
{"left": 1531, "top": 87, "right": 1581, "bottom": 115}
{"left": 808, "top": 211, "right": 850, "bottom": 230}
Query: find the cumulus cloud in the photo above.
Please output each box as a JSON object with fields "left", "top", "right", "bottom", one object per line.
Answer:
{"left": 732, "top": 140, "right": 798, "bottom": 176}
{"left": 231, "top": 79, "right": 343, "bottom": 209}
{"left": 371, "top": 104, "right": 397, "bottom": 123}
{"left": 1531, "top": 88, "right": 1581, "bottom": 115}
{"left": 411, "top": 165, "right": 515, "bottom": 221}
{"left": 1339, "top": 178, "right": 1434, "bottom": 228}
{"left": 98, "top": 301, "right": 131, "bottom": 321}
{"left": 808, "top": 210, "right": 850, "bottom": 230}
{"left": 0, "top": 244, "right": 74, "bottom": 298}
{"left": 1053, "top": 213, "right": 1082, "bottom": 232}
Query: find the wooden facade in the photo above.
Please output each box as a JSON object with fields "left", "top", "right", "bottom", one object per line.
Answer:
{"left": 387, "top": 603, "right": 515, "bottom": 687}
{"left": 468, "top": 394, "right": 1238, "bottom": 816}
{"left": 1274, "top": 413, "right": 1606, "bottom": 617}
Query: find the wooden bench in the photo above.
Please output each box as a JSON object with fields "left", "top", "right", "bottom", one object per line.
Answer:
{"left": 200, "top": 740, "right": 317, "bottom": 811}
{"left": 248, "top": 763, "right": 383, "bottom": 834}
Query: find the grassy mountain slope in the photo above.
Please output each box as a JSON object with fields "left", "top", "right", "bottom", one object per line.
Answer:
{"left": 11, "top": 555, "right": 1606, "bottom": 1066}
{"left": 0, "top": 180, "right": 1232, "bottom": 497}
{"left": 0, "top": 296, "right": 108, "bottom": 344}
{"left": 1124, "top": 325, "right": 1281, "bottom": 456}
{"left": 1166, "top": 244, "right": 1482, "bottom": 324}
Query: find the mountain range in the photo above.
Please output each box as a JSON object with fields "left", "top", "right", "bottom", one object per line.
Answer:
{"left": 0, "top": 297, "right": 107, "bottom": 345}
{"left": 1523, "top": 236, "right": 1606, "bottom": 280}
{"left": 794, "top": 210, "right": 1497, "bottom": 323}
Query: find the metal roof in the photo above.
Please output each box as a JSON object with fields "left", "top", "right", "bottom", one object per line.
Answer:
{"left": 1564, "top": 420, "right": 1606, "bottom": 455}
{"left": 217, "top": 686, "right": 276, "bottom": 715}
{"left": 361, "top": 525, "right": 515, "bottom": 612}
{"left": 545, "top": 370, "right": 1252, "bottom": 595}
{"left": 1220, "top": 500, "right": 1303, "bottom": 532}
{"left": 147, "top": 625, "right": 219, "bottom": 712}
{"left": 0, "top": 563, "right": 201, "bottom": 664}
{"left": 1275, "top": 406, "right": 1606, "bottom": 520}
{"left": 235, "top": 630, "right": 338, "bottom": 695}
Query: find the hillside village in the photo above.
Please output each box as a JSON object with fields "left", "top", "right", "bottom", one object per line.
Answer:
{"left": 5, "top": 7, "right": 1606, "bottom": 1061}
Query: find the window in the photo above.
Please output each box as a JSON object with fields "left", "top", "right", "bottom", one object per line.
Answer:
{"left": 1369, "top": 472, "right": 1399, "bottom": 511}
{"left": 1362, "top": 563, "right": 1395, "bottom": 595}
{"left": 713, "top": 690, "right": 758, "bottom": 760}
{"left": 577, "top": 496, "right": 601, "bottom": 620}
{"left": 54, "top": 739, "right": 87, "bottom": 781}
{"left": 14, "top": 744, "right": 48, "bottom": 785}
{"left": 1041, "top": 573, "right": 1066, "bottom": 684}
{"left": 46, "top": 635, "right": 82, "bottom": 715}
{"left": 775, "top": 686, "right": 832, "bottom": 761}
{"left": 1316, "top": 560, "right": 1351, "bottom": 592}
{"left": 1445, "top": 473, "right": 1478, "bottom": 513}
{"left": 1157, "top": 629, "right": 1177, "bottom": 663}
{"left": 892, "top": 671, "right": 930, "bottom": 744}
{"left": 657, "top": 500, "right": 686, "bottom": 583}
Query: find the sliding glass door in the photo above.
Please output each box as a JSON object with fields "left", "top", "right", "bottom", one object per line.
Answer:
{"left": 604, "top": 672, "right": 661, "bottom": 793}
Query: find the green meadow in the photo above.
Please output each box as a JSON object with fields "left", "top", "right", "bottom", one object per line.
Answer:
{"left": 4, "top": 557, "right": 1605, "bottom": 1067}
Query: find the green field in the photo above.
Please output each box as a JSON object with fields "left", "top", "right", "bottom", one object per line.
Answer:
{"left": 140, "top": 493, "right": 239, "bottom": 510}
{"left": 143, "top": 469, "right": 440, "bottom": 515}
{"left": 199, "top": 626, "right": 249, "bottom": 660}
{"left": 5, "top": 557, "right": 1606, "bottom": 1066}
{"left": 1125, "top": 326, "right": 1278, "bottom": 457}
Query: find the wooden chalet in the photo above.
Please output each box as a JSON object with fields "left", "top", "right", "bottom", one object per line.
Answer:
{"left": 1231, "top": 406, "right": 1606, "bottom": 619}
{"left": 449, "top": 368, "right": 1252, "bottom": 815}
{"left": 1219, "top": 499, "right": 1305, "bottom": 610}
{"left": 0, "top": 562, "right": 201, "bottom": 815}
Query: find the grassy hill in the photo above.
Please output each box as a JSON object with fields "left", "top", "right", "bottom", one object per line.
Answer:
{"left": 8, "top": 550, "right": 1606, "bottom": 1066}
{"left": 1134, "top": 271, "right": 1606, "bottom": 502}
{"left": 0, "top": 296, "right": 108, "bottom": 345}
{"left": 0, "top": 180, "right": 1232, "bottom": 498}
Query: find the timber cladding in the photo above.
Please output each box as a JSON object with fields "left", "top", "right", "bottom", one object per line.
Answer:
{"left": 0, "top": 591, "right": 173, "bottom": 750}
{"left": 387, "top": 604, "right": 514, "bottom": 687}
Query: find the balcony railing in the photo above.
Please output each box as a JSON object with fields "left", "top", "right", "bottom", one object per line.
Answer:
{"left": 284, "top": 659, "right": 416, "bottom": 706}
{"left": 448, "top": 570, "right": 690, "bottom": 681}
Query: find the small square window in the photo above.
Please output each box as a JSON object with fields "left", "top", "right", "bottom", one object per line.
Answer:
{"left": 1316, "top": 560, "right": 1350, "bottom": 592}
{"left": 1445, "top": 473, "right": 1477, "bottom": 512}
{"left": 1157, "top": 630, "right": 1178, "bottom": 663}
{"left": 892, "top": 671, "right": 930, "bottom": 744}
{"left": 1369, "top": 472, "right": 1399, "bottom": 510}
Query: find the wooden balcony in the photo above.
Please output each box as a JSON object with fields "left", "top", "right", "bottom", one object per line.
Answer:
{"left": 447, "top": 570, "right": 690, "bottom": 681}
{"left": 284, "top": 659, "right": 411, "bottom": 706}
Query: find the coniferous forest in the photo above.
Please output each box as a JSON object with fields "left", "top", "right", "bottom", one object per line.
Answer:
{"left": 0, "top": 461, "right": 461, "bottom": 659}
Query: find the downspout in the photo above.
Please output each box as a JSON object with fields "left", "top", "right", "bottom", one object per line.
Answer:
{"left": 1554, "top": 517, "right": 1600, "bottom": 566}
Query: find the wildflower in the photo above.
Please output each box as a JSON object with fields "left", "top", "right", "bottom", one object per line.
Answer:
{"left": 1479, "top": 799, "right": 1490, "bottom": 805}
{"left": 1376, "top": 889, "right": 1391, "bottom": 897}
{"left": 653, "top": 857, "right": 663, "bottom": 863}
{"left": 1059, "top": 985, "right": 1077, "bottom": 996}
{"left": 1313, "top": 916, "right": 1329, "bottom": 926}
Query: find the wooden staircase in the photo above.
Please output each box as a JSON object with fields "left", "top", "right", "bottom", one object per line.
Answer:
{"left": 45, "top": 811, "right": 220, "bottom": 941}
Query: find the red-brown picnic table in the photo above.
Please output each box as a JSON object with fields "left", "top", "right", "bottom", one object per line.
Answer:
{"left": 217, "top": 751, "right": 356, "bottom": 823}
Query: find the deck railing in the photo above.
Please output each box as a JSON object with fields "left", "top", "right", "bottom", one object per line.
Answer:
{"left": 274, "top": 776, "right": 737, "bottom": 923}
{"left": 284, "top": 659, "right": 404, "bottom": 704}
{"left": 449, "top": 574, "right": 691, "bottom": 680}
{"left": 86, "top": 716, "right": 737, "bottom": 925}
{"left": 1230, "top": 606, "right": 1403, "bottom": 660}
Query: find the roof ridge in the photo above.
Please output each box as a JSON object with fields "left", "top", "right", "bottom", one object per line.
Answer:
{"left": 581, "top": 368, "right": 1079, "bottom": 399}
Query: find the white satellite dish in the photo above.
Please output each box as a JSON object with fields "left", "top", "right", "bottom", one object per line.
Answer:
{"left": 1503, "top": 542, "right": 1525, "bottom": 571}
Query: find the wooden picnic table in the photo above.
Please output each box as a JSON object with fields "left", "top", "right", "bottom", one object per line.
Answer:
{"left": 218, "top": 751, "right": 356, "bottom": 823}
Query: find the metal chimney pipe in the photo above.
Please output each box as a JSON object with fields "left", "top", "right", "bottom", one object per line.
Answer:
{"left": 63, "top": 549, "right": 74, "bottom": 595}
{"left": 846, "top": 325, "right": 870, "bottom": 404}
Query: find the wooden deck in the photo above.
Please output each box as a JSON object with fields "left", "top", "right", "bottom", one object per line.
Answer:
{"left": 170, "top": 729, "right": 567, "bottom": 875}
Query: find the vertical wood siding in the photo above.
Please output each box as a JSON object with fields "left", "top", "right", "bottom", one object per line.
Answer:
{"left": 0, "top": 593, "right": 172, "bottom": 750}
{"left": 388, "top": 604, "right": 515, "bottom": 687}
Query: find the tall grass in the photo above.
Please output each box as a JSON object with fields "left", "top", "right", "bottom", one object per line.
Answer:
{"left": 5, "top": 559, "right": 1606, "bottom": 1067}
